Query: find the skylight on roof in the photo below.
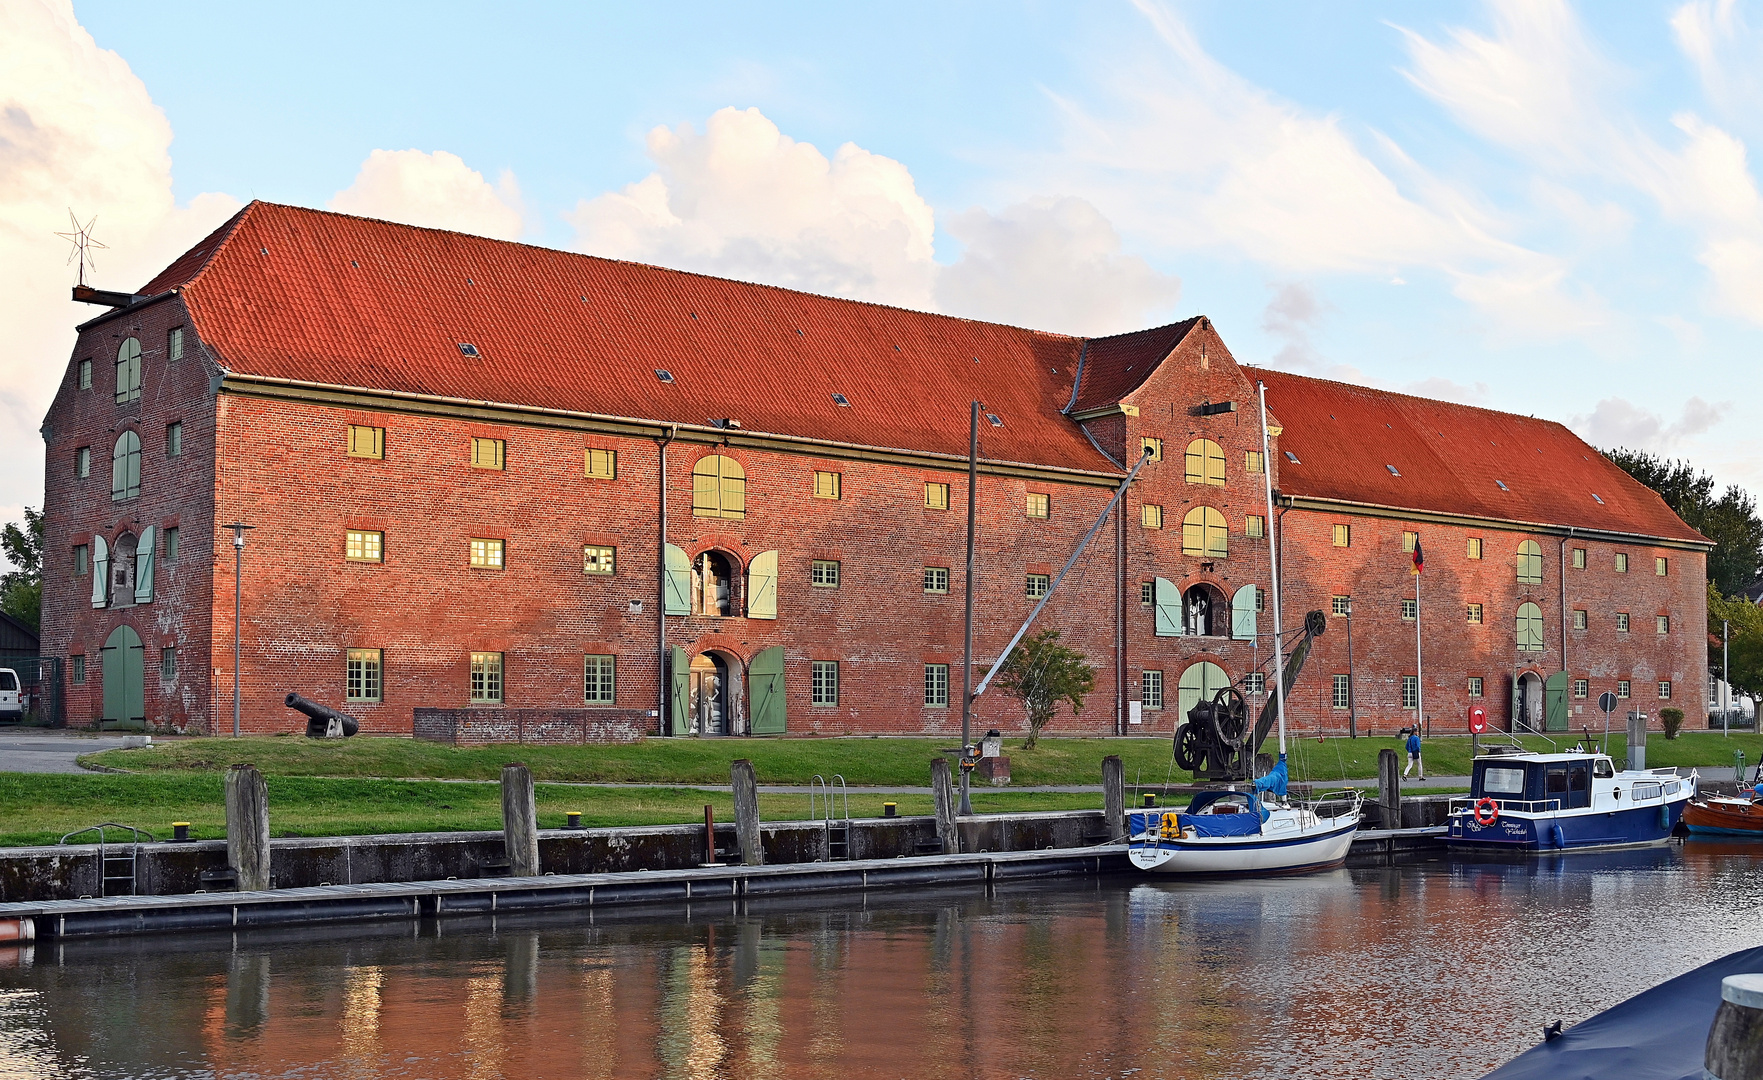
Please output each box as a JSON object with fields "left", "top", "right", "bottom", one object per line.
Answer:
{"left": 986, "top": 413, "right": 1004, "bottom": 428}
{"left": 1285, "top": 451, "right": 1301, "bottom": 463}
{"left": 1386, "top": 464, "right": 1401, "bottom": 476}
{"left": 655, "top": 369, "right": 675, "bottom": 384}
{"left": 1592, "top": 493, "right": 1605, "bottom": 504}
{"left": 457, "top": 342, "right": 480, "bottom": 358}
{"left": 1496, "top": 480, "right": 1509, "bottom": 491}
{"left": 831, "top": 393, "right": 850, "bottom": 407}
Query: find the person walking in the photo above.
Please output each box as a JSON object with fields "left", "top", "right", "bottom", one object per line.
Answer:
{"left": 1402, "top": 727, "right": 1425, "bottom": 780}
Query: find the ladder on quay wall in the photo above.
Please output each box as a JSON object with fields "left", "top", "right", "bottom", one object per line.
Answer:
{"left": 810, "top": 775, "right": 850, "bottom": 861}
{"left": 59, "top": 824, "right": 152, "bottom": 897}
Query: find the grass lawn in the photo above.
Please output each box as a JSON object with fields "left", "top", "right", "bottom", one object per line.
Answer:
{"left": 0, "top": 773, "right": 1107, "bottom": 848}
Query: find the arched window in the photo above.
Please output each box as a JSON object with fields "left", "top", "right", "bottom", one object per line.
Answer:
{"left": 111, "top": 430, "right": 141, "bottom": 501}
{"left": 1182, "top": 506, "right": 1228, "bottom": 558}
{"left": 1516, "top": 540, "right": 1542, "bottom": 585}
{"left": 115, "top": 337, "right": 141, "bottom": 404}
{"left": 1178, "top": 661, "right": 1230, "bottom": 720}
{"left": 1184, "top": 439, "right": 1226, "bottom": 486}
{"left": 1516, "top": 602, "right": 1545, "bottom": 651}
{"left": 692, "top": 455, "right": 745, "bottom": 520}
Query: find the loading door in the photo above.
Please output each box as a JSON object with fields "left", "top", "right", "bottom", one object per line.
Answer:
{"left": 101, "top": 624, "right": 144, "bottom": 730}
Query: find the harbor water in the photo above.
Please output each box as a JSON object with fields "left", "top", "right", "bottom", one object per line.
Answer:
{"left": 2, "top": 841, "right": 1760, "bottom": 1079}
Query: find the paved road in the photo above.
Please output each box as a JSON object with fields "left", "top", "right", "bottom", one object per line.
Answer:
{"left": 0, "top": 730, "right": 144, "bottom": 773}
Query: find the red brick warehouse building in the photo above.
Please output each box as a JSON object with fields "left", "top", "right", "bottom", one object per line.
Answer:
{"left": 38, "top": 202, "right": 1710, "bottom": 738}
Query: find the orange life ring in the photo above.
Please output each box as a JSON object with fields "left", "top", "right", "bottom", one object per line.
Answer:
{"left": 1473, "top": 797, "right": 1500, "bottom": 826}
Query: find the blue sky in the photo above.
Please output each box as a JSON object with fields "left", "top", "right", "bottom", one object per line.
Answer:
{"left": 6, "top": 0, "right": 1763, "bottom": 537}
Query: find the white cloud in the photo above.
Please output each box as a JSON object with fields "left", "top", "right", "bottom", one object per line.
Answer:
{"left": 0, "top": 0, "right": 238, "bottom": 531}
{"left": 328, "top": 149, "right": 524, "bottom": 241}
{"left": 933, "top": 196, "right": 1180, "bottom": 335}
{"left": 1570, "top": 395, "right": 1731, "bottom": 450}
{"left": 1258, "top": 282, "right": 1367, "bottom": 383}
{"left": 568, "top": 106, "right": 937, "bottom": 309}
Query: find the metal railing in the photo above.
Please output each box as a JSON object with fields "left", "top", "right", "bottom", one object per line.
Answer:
{"left": 58, "top": 823, "right": 153, "bottom": 896}
{"left": 809, "top": 775, "right": 850, "bottom": 861}
{"left": 1449, "top": 797, "right": 1564, "bottom": 815}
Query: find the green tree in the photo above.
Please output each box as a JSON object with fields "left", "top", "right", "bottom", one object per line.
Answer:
{"left": 0, "top": 507, "right": 42, "bottom": 630}
{"left": 1606, "top": 450, "right": 1763, "bottom": 596}
{"left": 1708, "top": 583, "right": 1763, "bottom": 716}
{"left": 995, "top": 628, "right": 1095, "bottom": 749}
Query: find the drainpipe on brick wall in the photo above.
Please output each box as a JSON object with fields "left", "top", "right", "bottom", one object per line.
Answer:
{"left": 656, "top": 425, "right": 678, "bottom": 737}
{"left": 1116, "top": 487, "right": 1127, "bottom": 736}
{"left": 1559, "top": 530, "right": 1573, "bottom": 678}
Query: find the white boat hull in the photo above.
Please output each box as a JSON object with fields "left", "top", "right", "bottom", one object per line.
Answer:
{"left": 1127, "top": 808, "right": 1361, "bottom": 875}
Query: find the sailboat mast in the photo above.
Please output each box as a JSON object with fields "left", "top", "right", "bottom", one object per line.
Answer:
{"left": 1256, "top": 382, "right": 1287, "bottom": 757}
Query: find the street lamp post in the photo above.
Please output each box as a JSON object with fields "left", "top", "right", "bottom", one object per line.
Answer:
{"left": 1345, "top": 595, "right": 1356, "bottom": 738}
{"left": 223, "top": 523, "right": 254, "bottom": 737}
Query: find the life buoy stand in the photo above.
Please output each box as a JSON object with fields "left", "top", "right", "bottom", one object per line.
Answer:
{"left": 1473, "top": 797, "right": 1500, "bottom": 826}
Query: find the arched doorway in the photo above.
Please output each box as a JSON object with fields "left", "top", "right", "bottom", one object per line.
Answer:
{"left": 101, "top": 624, "right": 144, "bottom": 730}
{"left": 1515, "top": 671, "right": 1543, "bottom": 732}
{"left": 690, "top": 653, "right": 729, "bottom": 735}
{"left": 1178, "top": 661, "right": 1230, "bottom": 723}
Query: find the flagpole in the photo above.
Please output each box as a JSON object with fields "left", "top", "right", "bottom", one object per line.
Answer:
{"left": 1256, "top": 382, "right": 1286, "bottom": 759}
{"left": 1415, "top": 541, "right": 1425, "bottom": 738}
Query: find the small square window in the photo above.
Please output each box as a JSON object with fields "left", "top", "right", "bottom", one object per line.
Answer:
{"left": 470, "top": 652, "right": 503, "bottom": 703}
{"left": 1466, "top": 603, "right": 1483, "bottom": 624}
{"left": 1402, "top": 675, "right": 1418, "bottom": 710}
{"left": 1573, "top": 609, "right": 1587, "bottom": 630}
{"left": 924, "top": 482, "right": 949, "bottom": 510}
{"left": 1616, "top": 612, "right": 1630, "bottom": 632}
{"left": 811, "top": 559, "right": 840, "bottom": 587}
{"left": 1141, "top": 437, "right": 1163, "bottom": 462}
{"left": 1617, "top": 679, "right": 1630, "bottom": 700}
{"left": 1658, "top": 680, "right": 1672, "bottom": 699}
{"left": 1614, "top": 552, "right": 1629, "bottom": 573}
{"left": 164, "top": 527, "right": 178, "bottom": 561}
{"left": 585, "top": 448, "right": 617, "bottom": 479}
{"left": 1142, "top": 504, "right": 1163, "bottom": 529}
{"left": 812, "top": 661, "right": 840, "bottom": 707}
{"left": 1656, "top": 615, "right": 1669, "bottom": 634}
{"left": 1255, "top": 587, "right": 1266, "bottom": 613}
{"left": 1333, "top": 524, "right": 1350, "bottom": 547}
{"left": 347, "top": 649, "right": 382, "bottom": 702}
{"left": 1402, "top": 531, "right": 1417, "bottom": 552}
{"left": 924, "top": 663, "right": 950, "bottom": 707}
{"left": 1469, "top": 677, "right": 1484, "bottom": 698}
{"left": 346, "top": 530, "right": 384, "bottom": 563}
{"left": 470, "top": 437, "right": 505, "bottom": 470}
{"left": 1573, "top": 679, "right": 1588, "bottom": 699}
{"left": 1401, "top": 598, "right": 1417, "bottom": 621}
{"left": 168, "top": 327, "right": 184, "bottom": 362}
{"left": 166, "top": 422, "right": 182, "bottom": 458}
{"left": 1467, "top": 538, "right": 1482, "bottom": 560}
{"left": 1656, "top": 556, "right": 1668, "bottom": 576}
{"left": 1331, "top": 595, "right": 1350, "bottom": 616}
{"left": 1572, "top": 547, "right": 1586, "bottom": 569}
{"left": 1142, "top": 670, "right": 1164, "bottom": 710}
{"left": 78, "top": 359, "right": 92, "bottom": 389}
{"left": 347, "top": 425, "right": 385, "bottom": 459}
{"left": 76, "top": 447, "right": 90, "bottom": 478}
{"left": 1140, "top": 581, "right": 1155, "bottom": 607}
{"left": 1025, "top": 492, "right": 1050, "bottom": 519}
{"left": 1244, "top": 672, "right": 1266, "bottom": 695}
{"left": 1245, "top": 450, "right": 1264, "bottom": 474}
{"left": 1245, "top": 515, "right": 1265, "bottom": 538}
{"left": 71, "top": 655, "right": 86, "bottom": 684}
{"left": 1026, "top": 574, "right": 1050, "bottom": 599}
{"left": 583, "top": 545, "right": 616, "bottom": 575}
{"left": 74, "top": 544, "right": 88, "bottom": 576}
{"left": 160, "top": 647, "right": 177, "bottom": 680}
{"left": 584, "top": 654, "right": 616, "bottom": 704}
{"left": 470, "top": 538, "right": 505, "bottom": 569}
{"left": 813, "top": 471, "right": 842, "bottom": 500}
{"left": 924, "top": 567, "right": 949, "bottom": 594}
{"left": 1332, "top": 674, "right": 1351, "bottom": 709}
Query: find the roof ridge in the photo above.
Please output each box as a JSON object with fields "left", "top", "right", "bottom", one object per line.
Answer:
{"left": 1249, "top": 364, "right": 1579, "bottom": 435}
{"left": 139, "top": 201, "right": 258, "bottom": 296}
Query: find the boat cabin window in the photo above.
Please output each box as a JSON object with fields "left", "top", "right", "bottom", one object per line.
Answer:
{"left": 1593, "top": 759, "right": 1614, "bottom": 779}
{"left": 1567, "top": 764, "right": 1590, "bottom": 809}
{"left": 1632, "top": 782, "right": 1662, "bottom": 801}
{"left": 1545, "top": 766, "right": 1569, "bottom": 796}
{"left": 1482, "top": 766, "right": 1526, "bottom": 796}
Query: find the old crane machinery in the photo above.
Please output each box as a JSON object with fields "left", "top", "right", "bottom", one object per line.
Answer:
{"left": 1173, "top": 610, "right": 1328, "bottom": 782}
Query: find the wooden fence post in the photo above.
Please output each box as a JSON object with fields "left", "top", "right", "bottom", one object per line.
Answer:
{"left": 731, "top": 759, "right": 762, "bottom": 866}
{"left": 1377, "top": 748, "right": 1400, "bottom": 830}
{"left": 1102, "top": 755, "right": 1125, "bottom": 840}
{"left": 502, "top": 763, "right": 540, "bottom": 877}
{"left": 931, "top": 757, "right": 959, "bottom": 855}
{"left": 225, "top": 763, "right": 270, "bottom": 891}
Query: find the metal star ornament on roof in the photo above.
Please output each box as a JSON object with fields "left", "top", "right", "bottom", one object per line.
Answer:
{"left": 54, "top": 210, "right": 107, "bottom": 288}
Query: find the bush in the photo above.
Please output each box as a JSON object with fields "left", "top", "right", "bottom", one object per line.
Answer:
{"left": 1660, "top": 707, "right": 1685, "bottom": 739}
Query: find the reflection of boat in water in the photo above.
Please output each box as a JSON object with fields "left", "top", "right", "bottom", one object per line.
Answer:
{"left": 1683, "top": 794, "right": 1763, "bottom": 836}
{"left": 1444, "top": 750, "right": 1694, "bottom": 851}
{"left": 1127, "top": 787, "right": 1361, "bottom": 875}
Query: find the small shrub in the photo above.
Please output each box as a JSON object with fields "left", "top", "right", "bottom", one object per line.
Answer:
{"left": 1660, "top": 707, "right": 1685, "bottom": 740}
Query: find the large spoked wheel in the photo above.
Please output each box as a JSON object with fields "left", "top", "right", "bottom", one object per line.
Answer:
{"left": 1208, "top": 685, "right": 1250, "bottom": 746}
{"left": 1173, "top": 723, "right": 1203, "bottom": 771}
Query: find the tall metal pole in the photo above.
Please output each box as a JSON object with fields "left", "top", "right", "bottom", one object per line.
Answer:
{"left": 656, "top": 428, "right": 675, "bottom": 737}
{"left": 959, "top": 401, "right": 979, "bottom": 816}
{"left": 1255, "top": 383, "right": 1287, "bottom": 757}
{"left": 223, "top": 523, "right": 253, "bottom": 737}
{"left": 1345, "top": 595, "right": 1356, "bottom": 738}
{"left": 1415, "top": 548, "right": 1425, "bottom": 737}
{"left": 1724, "top": 619, "right": 1731, "bottom": 739}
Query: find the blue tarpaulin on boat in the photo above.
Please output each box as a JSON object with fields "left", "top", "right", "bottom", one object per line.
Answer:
{"left": 1253, "top": 754, "right": 1289, "bottom": 799}
{"left": 1480, "top": 944, "right": 1763, "bottom": 1080}
{"left": 1177, "top": 812, "right": 1262, "bottom": 837}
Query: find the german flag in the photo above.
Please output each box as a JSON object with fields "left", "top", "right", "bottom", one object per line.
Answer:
{"left": 1411, "top": 537, "right": 1425, "bottom": 576}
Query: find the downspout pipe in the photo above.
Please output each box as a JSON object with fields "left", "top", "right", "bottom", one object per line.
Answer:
{"left": 1560, "top": 529, "right": 1573, "bottom": 679}
{"left": 657, "top": 425, "right": 678, "bottom": 736}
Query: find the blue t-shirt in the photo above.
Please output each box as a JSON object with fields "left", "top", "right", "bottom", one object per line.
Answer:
{"left": 1406, "top": 734, "right": 1421, "bottom": 755}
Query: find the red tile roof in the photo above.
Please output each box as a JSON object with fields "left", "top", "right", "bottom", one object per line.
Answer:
{"left": 1254, "top": 368, "right": 1708, "bottom": 544}
{"left": 1069, "top": 320, "right": 1200, "bottom": 413}
{"left": 152, "top": 202, "right": 1111, "bottom": 473}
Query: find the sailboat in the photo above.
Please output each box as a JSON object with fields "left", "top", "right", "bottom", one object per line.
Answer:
{"left": 1126, "top": 381, "right": 1362, "bottom": 875}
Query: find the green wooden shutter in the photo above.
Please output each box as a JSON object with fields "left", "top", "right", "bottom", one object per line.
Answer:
{"left": 91, "top": 535, "right": 109, "bottom": 608}
{"left": 669, "top": 646, "right": 690, "bottom": 734}
{"left": 1230, "top": 584, "right": 1257, "bottom": 640}
{"left": 746, "top": 550, "right": 778, "bottom": 620}
{"left": 663, "top": 544, "right": 692, "bottom": 615}
{"left": 1154, "top": 577, "right": 1182, "bottom": 637}
{"left": 134, "top": 525, "right": 155, "bottom": 605}
{"left": 749, "top": 645, "right": 786, "bottom": 734}
{"left": 1544, "top": 671, "right": 1569, "bottom": 732}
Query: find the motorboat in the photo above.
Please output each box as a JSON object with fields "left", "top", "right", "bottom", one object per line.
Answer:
{"left": 1126, "top": 784, "right": 1362, "bottom": 875}
{"left": 1683, "top": 791, "right": 1763, "bottom": 836}
{"left": 1444, "top": 749, "right": 1694, "bottom": 850}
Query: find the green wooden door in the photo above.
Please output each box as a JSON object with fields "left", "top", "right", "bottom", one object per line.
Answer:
{"left": 1544, "top": 671, "right": 1570, "bottom": 731}
{"left": 101, "top": 624, "right": 144, "bottom": 729}
{"left": 663, "top": 545, "right": 692, "bottom": 616}
{"left": 669, "top": 646, "right": 690, "bottom": 735}
{"left": 749, "top": 646, "right": 786, "bottom": 734}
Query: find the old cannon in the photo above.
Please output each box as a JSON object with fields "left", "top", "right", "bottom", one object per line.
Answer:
{"left": 285, "top": 692, "right": 360, "bottom": 738}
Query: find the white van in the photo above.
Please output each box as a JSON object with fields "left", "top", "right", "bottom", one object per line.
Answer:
{"left": 0, "top": 668, "right": 20, "bottom": 720}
